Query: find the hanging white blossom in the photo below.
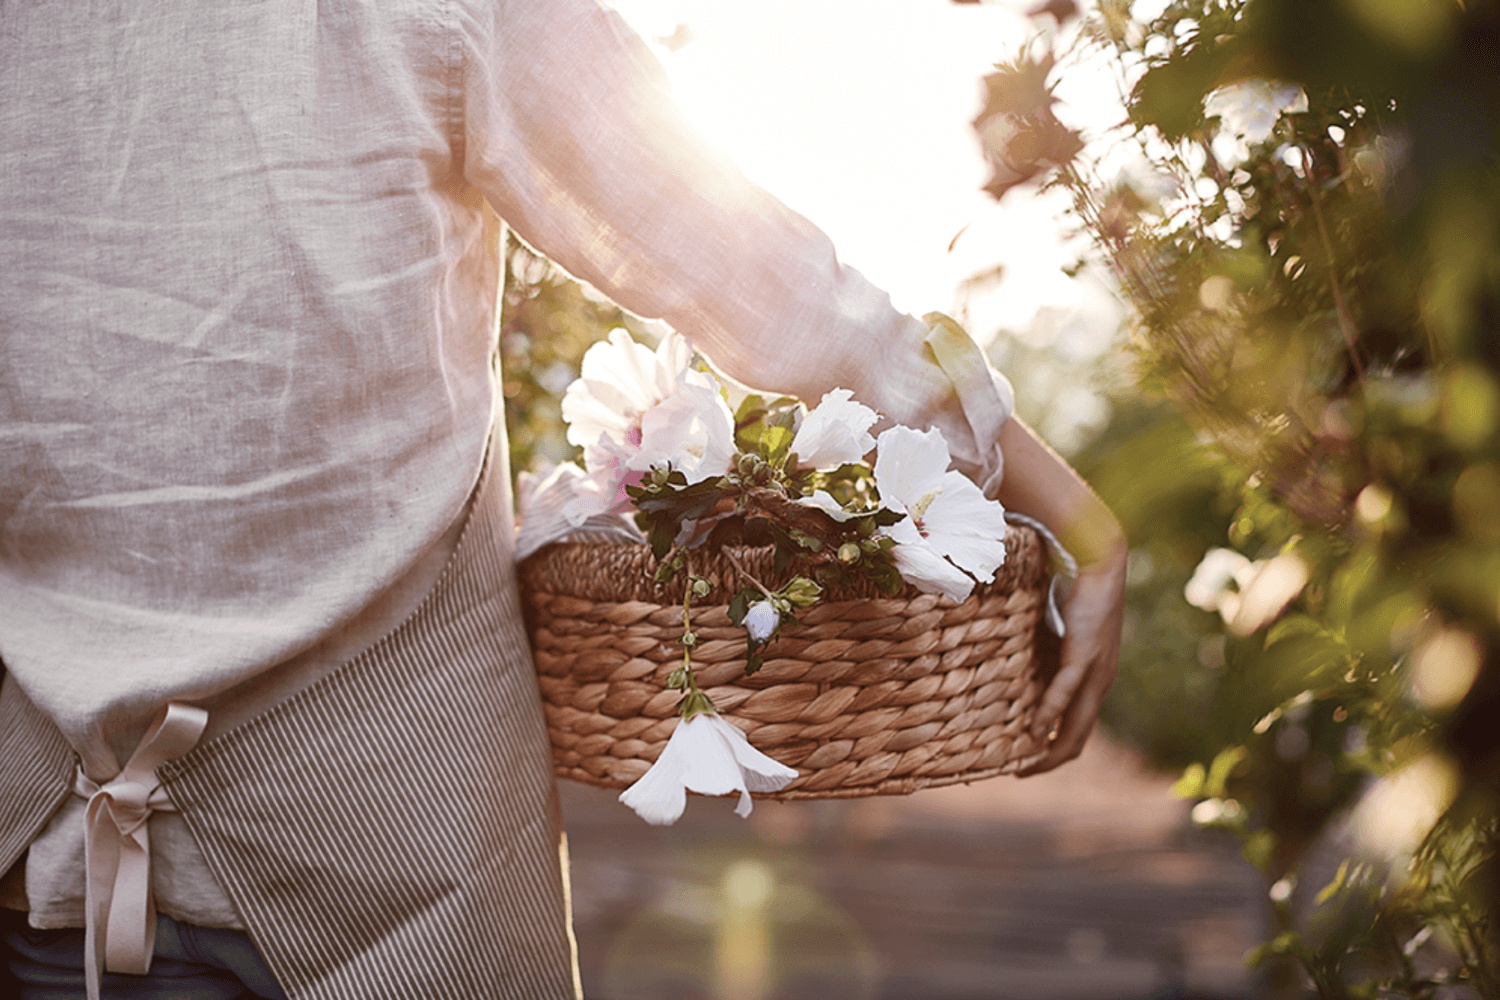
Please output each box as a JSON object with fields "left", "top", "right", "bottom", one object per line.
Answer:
{"left": 618, "top": 713, "right": 798, "bottom": 825}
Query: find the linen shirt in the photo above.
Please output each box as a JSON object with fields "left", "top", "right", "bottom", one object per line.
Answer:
{"left": 0, "top": 0, "right": 1013, "bottom": 929}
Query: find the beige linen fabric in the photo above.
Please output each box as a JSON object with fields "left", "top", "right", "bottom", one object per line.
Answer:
{"left": 3, "top": 430, "right": 585, "bottom": 998}
{"left": 0, "top": 0, "right": 1013, "bottom": 945}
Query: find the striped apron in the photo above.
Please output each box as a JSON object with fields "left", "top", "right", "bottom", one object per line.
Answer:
{"left": 0, "top": 430, "right": 583, "bottom": 1000}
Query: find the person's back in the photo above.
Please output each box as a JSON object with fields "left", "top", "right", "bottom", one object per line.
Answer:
{"left": 1, "top": 0, "right": 499, "bottom": 770}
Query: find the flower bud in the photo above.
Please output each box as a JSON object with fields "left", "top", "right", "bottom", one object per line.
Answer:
{"left": 780, "top": 576, "right": 823, "bottom": 608}
{"left": 838, "top": 542, "right": 861, "bottom": 564}
{"left": 743, "top": 600, "right": 780, "bottom": 643}
{"left": 691, "top": 577, "right": 713, "bottom": 599}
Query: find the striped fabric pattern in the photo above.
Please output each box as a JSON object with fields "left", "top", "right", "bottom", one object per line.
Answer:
{"left": 157, "top": 441, "right": 583, "bottom": 1000}
{"left": 0, "top": 675, "right": 74, "bottom": 880}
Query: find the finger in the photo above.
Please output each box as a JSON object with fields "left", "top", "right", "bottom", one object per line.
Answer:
{"left": 1017, "top": 670, "right": 1107, "bottom": 775}
{"left": 1027, "top": 567, "right": 1123, "bottom": 738}
{"left": 1020, "top": 623, "right": 1119, "bottom": 775}
{"left": 1029, "top": 635, "right": 1093, "bottom": 739}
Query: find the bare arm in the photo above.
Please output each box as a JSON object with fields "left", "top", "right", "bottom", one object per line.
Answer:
{"left": 994, "top": 416, "right": 1128, "bottom": 775}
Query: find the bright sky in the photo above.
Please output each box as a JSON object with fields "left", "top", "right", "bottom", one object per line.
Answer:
{"left": 610, "top": 0, "right": 1113, "bottom": 340}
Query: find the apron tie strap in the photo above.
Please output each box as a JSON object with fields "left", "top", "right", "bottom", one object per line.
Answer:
{"left": 73, "top": 702, "right": 208, "bottom": 1000}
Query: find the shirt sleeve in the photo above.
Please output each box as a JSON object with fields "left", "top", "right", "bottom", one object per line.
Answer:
{"left": 456, "top": 0, "right": 1013, "bottom": 488}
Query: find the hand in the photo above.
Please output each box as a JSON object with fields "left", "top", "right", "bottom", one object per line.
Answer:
{"left": 1017, "top": 540, "right": 1127, "bottom": 775}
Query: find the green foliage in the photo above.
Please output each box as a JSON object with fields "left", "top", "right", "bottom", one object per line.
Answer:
{"left": 623, "top": 412, "right": 903, "bottom": 596}
{"left": 986, "top": 0, "right": 1500, "bottom": 994}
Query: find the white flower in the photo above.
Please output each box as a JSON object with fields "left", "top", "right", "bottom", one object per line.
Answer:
{"left": 561, "top": 435, "right": 639, "bottom": 524}
{"left": 872, "top": 426, "right": 1008, "bottom": 603}
{"left": 1204, "top": 80, "right": 1307, "bottom": 143}
{"left": 562, "top": 329, "right": 688, "bottom": 451}
{"left": 790, "top": 388, "right": 878, "bottom": 471}
{"left": 1183, "top": 547, "right": 1255, "bottom": 614}
{"left": 743, "top": 601, "right": 780, "bottom": 643}
{"left": 631, "top": 377, "right": 736, "bottom": 483}
{"left": 560, "top": 330, "right": 735, "bottom": 523}
{"left": 1204, "top": 80, "right": 1307, "bottom": 166}
{"left": 1184, "top": 547, "right": 1309, "bottom": 637}
{"left": 1227, "top": 552, "right": 1309, "bottom": 637}
{"left": 618, "top": 713, "right": 797, "bottom": 825}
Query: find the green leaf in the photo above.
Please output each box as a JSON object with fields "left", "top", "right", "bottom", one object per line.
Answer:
{"left": 734, "top": 394, "right": 769, "bottom": 451}
{"left": 1129, "top": 39, "right": 1237, "bottom": 141}
{"left": 648, "top": 519, "right": 675, "bottom": 561}
{"left": 1314, "top": 860, "right": 1350, "bottom": 906}
{"left": 727, "top": 588, "right": 751, "bottom": 626}
{"left": 1244, "top": 930, "right": 1300, "bottom": 968}
{"left": 1205, "top": 745, "right": 1246, "bottom": 798}
{"left": 772, "top": 546, "right": 790, "bottom": 574}
{"left": 1241, "top": 829, "right": 1276, "bottom": 873}
{"left": 762, "top": 424, "right": 794, "bottom": 468}
{"left": 1265, "top": 613, "right": 1326, "bottom": 647}
{"left": 1172, "top": 762, "right": 1206, "bottom": 799}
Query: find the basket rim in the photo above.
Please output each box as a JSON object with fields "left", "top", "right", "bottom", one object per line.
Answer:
{"left": 517, "top": 521, "right": 1050, "bottom": 606}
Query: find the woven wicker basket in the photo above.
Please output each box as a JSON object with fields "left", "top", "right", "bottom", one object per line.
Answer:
{"left": 519, "top": 521, "right": 1056, "bottom": 799}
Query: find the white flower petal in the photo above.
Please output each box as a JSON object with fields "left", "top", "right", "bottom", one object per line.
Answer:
{"left": 873, "top": 425, "right": 952, "bottom": 514}
{"left": 578, "top": 330, "right": 661, "bottom": 412}
{"left": 653, "top": 331, "right": 694, "bottom": 399}
{"left": 616, "top": 714, "right": 795, "bottom": 825}
{"left": 872, "top": 428, "right": 1009, "bottom": 601}
{"left": 705, "top": 716, "right": 797, "bottom": 817}
{"left": 561, "top": 379, "right": 634, "bottom": 448}
{"left": 717, "top": 723, "right": 798, "bottom": 790}
{"left": 630, "top": 376, "right": 736, "bottom": 483}
{"left": 1226, "top": 552, "right": 1309, "bottom": 637}
{"left": 1204, "top": 80, "right": 1307, "bottom": 145}
{"left": 796, "top": 489, "right": 861, "bottom": 522}
{"left": 1184, "top": 548, "right": 1254, "bottom": 612}
{"left": 743, "top": 601, "right": 780, "bottom": 643}
{"left": 919, "top": 472, "right": 1009, "bottom": 582}
{"left": 791, "top": 388, "right": 878, "bottom": 471}
{"left": 885, "top": 520, "right": 977, "bottom": 603}
{"left": 617, "top": 727, "right": 692, "bottom": 826}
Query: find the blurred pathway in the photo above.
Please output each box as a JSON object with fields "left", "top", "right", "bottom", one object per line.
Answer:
{"left": 562, "top": 734, "right": 1267, "bottom": 1000}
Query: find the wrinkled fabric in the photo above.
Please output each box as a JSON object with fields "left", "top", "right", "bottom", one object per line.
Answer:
{"left": 0, "top": 0, "right": 1012, "bottom": 931}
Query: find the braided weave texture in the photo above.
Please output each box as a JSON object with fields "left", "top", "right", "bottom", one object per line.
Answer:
{"left": 519, "top": 524, "right": 1052, "bottom": 799}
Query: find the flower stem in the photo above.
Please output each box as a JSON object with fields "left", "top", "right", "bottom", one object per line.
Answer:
{"left": 722, "top": 547, "right": 775, "bottom": 600}
{"left": 680, "top": 555, "right": 697, "bottom": 672}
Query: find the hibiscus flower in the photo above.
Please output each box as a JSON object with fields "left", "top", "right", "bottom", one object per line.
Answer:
{"left": 873, "top": 426, "right": 1008, "bottom": 603}
{"left": 618, "top": 713, "right": 798, "bottom": 825}
{"left": 790, "top": 388, "right": 878, "bottom": 471}
{"left": 561, "top": 330, "right": 735, "bottom": 523}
